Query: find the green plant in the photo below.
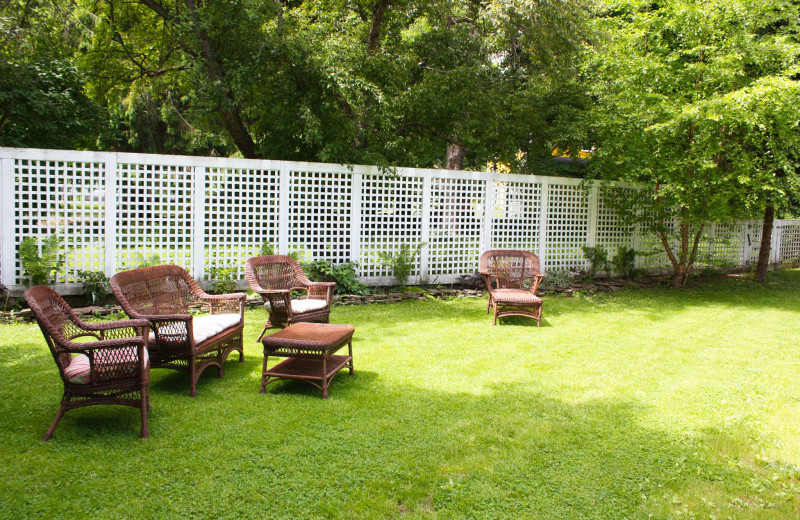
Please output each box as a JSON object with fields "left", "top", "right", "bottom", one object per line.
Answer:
{"left": 612, "top": 247, "right": 637, "bottom": 278}
{"left": 208, "top": 267, "right": 238, "bottom": 294}
{"left": 76, "top": 270, "right": 110, "bottom": 303}
{"left": 259, "top": 241, "right": 275, "bottom": 256}
{"left": 582, "top": 245, "right": 609, "bottom": 278}
{"left": 539, "top": 269, "right": 574, "bottom": 290}
{"left": 304, "top": 260, "right": 368, "bottom": 295}
{"left": 19, "top": 234, "right": 64, "bottom": 287}
{"left": 135, "top": 252, "right": 162, "bottom": 268}
{"left": 378, "top": 243, "right": 425, "bottom": 286}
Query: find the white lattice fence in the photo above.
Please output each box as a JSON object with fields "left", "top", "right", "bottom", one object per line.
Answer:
{"left": 1, "top": 147, "right": 795, "bottom": 294}
{"left": 204, "top": 165, "right": 281, "bottom": 280}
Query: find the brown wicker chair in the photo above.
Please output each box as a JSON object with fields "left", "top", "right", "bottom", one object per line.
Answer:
{"left": 479, "top": 249, "right": 545, "bottom": 326}
{"left": 110, "top": 265, "right": 245, "bottom": 397}
{"left": 24, "top": 285, "right": 151, "bottom": 440}
{"left": 245, "top": 255, "right": 336, "bottom": 341}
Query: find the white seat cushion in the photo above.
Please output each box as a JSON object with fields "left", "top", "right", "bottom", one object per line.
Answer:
{"left": 64, "top": 348, "right": 149, "bottom": 385}
{"left": 263, "top": 299, "right": 328, "bottom": 314}
{"left": 147, "top": 313, "right": 242, "bottom": 345}
{"left": 192, "top": 313, "right": 242, "bottom": 344}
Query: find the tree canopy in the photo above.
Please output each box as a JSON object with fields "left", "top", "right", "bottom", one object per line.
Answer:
{"left": 585, "top": 0, "right": 800, "bottom": 286}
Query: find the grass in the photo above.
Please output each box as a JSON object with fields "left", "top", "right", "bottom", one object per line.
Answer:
{"left": 3, "top": 271, "right": 800, "bottom": 518}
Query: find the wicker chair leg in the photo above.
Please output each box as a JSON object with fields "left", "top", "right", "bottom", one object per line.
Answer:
{"left": 256, "top": 325, "right": 269, "bottom": 343}
{"left": 42, "top": 405, "right": 67, "bottom": 441}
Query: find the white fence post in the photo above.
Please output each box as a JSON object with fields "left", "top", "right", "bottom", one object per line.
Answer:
{"left": 192, "top": 166, "right": 206, "bottom": 280}
{"left": 586, "top": 182, "right": 599, "bottom": 249}
{"left": 278, "top": 162, "right": 291, "bottom": 255}
{"left": 350, "top": 171, "right": 363, "bottom": 265}
{"left": 0, "top": 158, "right": 15, "bottom": 287}
{"left": 103, "top": 154, "right": 118, "bottom": 279}
{"left": 419, "top": 173, "right": 432, "bottom": 284}
{"left": 482, "top": 177, "right": 495, "bottom": 254}
{"left": 771, "top": 222, "right": 782, "bottom": 265}
{"left": 538, "top": 179, "right": 550, "bottom": 273}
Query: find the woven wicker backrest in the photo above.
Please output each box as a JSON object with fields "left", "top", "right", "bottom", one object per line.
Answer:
{"left": 479, "top": 250, "right": 541, "bottom": 289}
{"left": 111, "top": 265, "right": 197, "bottom": 317}
{"left": 24, "top": 286, "right": 90, "bottom": 372}
{"left": 245, "top": 255, "right": 307, "bottom": 291}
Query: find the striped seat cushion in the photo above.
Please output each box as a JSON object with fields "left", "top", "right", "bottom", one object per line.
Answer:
{"left": 64, "top": 348, "right": 149, "bottom": 385}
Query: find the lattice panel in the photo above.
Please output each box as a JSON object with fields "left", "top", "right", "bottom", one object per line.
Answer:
{"left": 116, "top": 163, "right": 194, "bottom": 270}
{"left": 489, "top": 181, "right": 541, "bottom": 252}
{"left": 545, "top": 184, "right": 589, "bottom": 271}
{"left": 359, "top": 174, "right": 425, "bottom": 279}
{"left": 707, "top": 222, "right": 746, "bottom": 267}
{"left": 13, "top": 159, "right": 106, "bottom": 284}
{"left": 204, "top": 167, "right": 280, "bottom": 279}
{"left": 428, "top": 178, "right": 486, "bottom": 276}
{"left": 745, "top": 221, "right": 763, "bottom": 265}
{"left": 288, "top": 170, "right": 352, "bottom": 264}
{"left": 779, "top": 223, "right": 800, "bottom": 262}
{"left": 595, "top": 187, "right": 634, "bottom": 266}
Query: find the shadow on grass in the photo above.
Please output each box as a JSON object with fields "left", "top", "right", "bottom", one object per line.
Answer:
{"left": 2, "top": 341, "right": 799, "bottom": 519}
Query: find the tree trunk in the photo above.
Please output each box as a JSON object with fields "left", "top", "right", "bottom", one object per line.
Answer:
{"left": 445, "top": 141, "right": 465, "bottom": 170}
{"left": 184, "top": 0, "right": 256, "bottom": 158}
{"left": 756, "top": 203, "right": 775, "bottom": 282}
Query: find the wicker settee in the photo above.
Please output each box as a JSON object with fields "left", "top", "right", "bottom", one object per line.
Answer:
{"left": 110, "top": 265, "right": 245, "bottom": 397}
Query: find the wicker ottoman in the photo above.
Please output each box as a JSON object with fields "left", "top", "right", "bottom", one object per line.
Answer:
{"left": 260, "top": 323, "right": 355, "bottom": 398}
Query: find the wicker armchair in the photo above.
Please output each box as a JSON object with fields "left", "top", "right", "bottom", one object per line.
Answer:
{"left": 24, "top": 286, "right": 151, "bottom": 440}
{"left": 479, "top": 250, "right": 545, "bottom": 326}
{"left": 245, "top": 255, "right": 336, "bottom": 341}
{"left": 110, "top": 265, "right": 245, "bottom": 397}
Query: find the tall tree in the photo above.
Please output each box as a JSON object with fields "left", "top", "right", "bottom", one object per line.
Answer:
{"left": 586, "top": 0, "right": 800, "bottom": 287}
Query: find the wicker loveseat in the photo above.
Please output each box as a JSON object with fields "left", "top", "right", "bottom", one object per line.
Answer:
{"left": 479, "top": 249, "right": 545, "bottom": 326}
{"left": 245, "top": 255, "right": 336, "bottom": 341}
{"left": 110, "top": 265, "right": 245, "bottom": 397}
{"left": 24, "top": 285, "right": 151, "bottom": 440}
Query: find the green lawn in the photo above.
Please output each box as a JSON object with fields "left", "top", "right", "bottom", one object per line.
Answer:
{"left": 2, "top": 272, "right": 800, "bottom": 519}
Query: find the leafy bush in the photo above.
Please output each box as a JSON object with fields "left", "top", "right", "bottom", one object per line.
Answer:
{"left": 77, "top": 270, "right": 110, "bottom": 303}
{"left": 304, "top": 260, "right": 367, "bottom": 295}
{"left": 19, "top": 234, "right": 64, "bottom": 287}
{"left": 135, "top": 252, "right": 162, "bottom": 268}
{"left": 259, "top": 241, "right": 275, "bottom": 256}
{"left": 612, "top": 247, "right": 637, "bottom": 278}
{"left": 378, "top": 243, "right": 425, "bottom": 286}
{"left": 540, "top": 269, "right": 574, "bottom": 290}
{"left": 581, "top": 245, "right": 609, "bottom": 278}
{"left": 208, "top": 267, "right": 238, "bottom": 294}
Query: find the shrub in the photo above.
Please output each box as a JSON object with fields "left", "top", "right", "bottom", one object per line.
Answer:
{"left": 208, "top": 267, "right": 238, "bottom": 294}
{"left": 135, "top": 252, "right": 161, "bottom": 268}
{"left": 581, "top": 245, "right": 609, "bottom": 278}
{"left": 77, "top": 270, "right": 110, "bottom": 303}
{"left": 304, "top": 260, "right": 368, "bottom": 295}
{"left": 378, "top": 243, "right": 425, "bottom": 286}
{"left": 540, "top": 269, "right": 574, "bottom": 290}
{"left": 19, "top": 234, "right": 64, "bottom": 287}
{"left": 612, "top": 247, "right": 637, "bottom": 278}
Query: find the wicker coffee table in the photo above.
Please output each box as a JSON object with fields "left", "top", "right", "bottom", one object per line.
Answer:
{"left": 260, "top": 322, "right": 355, "bottom": 399}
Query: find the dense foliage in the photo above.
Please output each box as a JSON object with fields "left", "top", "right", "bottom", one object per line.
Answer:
{"left": 585, "top": 0, "right": 800, "bottom": 286}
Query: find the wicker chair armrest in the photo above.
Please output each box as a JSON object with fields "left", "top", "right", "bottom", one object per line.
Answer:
{"left": 196, "top": 291, "right": 246, "bottom": 302}
{"left": 61, "top": 335, "right": 146, "bottom": 353}
{"left": 137, "top": 313, "right": 193, "bottom": 323}
{"left": 197, "top": 292, "right": 245, "bottom": 315}
{"left": 79, "top": 318, "right": 151, "bottom": 333}
{"left": 305, "top": 281, "right": 335, "bottom": 302}
{"left": 531, "top": 273, "right": 545, "bottom": 294}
